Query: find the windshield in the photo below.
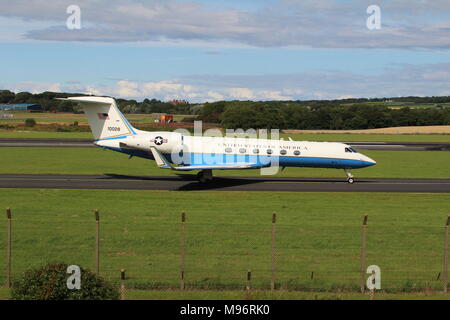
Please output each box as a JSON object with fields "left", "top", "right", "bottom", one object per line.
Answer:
{"left": 345, "top": 147, "right": 358, "bottom": 153}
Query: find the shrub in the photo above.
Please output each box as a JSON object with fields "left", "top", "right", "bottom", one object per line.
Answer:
{"left": 24, "top": 118, "right": 36, "bottom": 127}
{"left": 11, "top": 262, "right": 119, "bottom": 300}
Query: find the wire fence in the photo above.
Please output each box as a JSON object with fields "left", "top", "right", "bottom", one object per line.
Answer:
{"left": 1, "top": 208, "right": 449, "bottom": 294}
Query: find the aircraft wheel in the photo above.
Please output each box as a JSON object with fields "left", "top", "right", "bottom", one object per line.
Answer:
{"left": 347, "top": 178, "right": 354, "bottom": 184}
{"left": 197, "top": 171, "right": 207, "bottom": 183}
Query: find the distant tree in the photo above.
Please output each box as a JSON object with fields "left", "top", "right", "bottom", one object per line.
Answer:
{"left": 24, "top": 118, "right": 36, "bottom": 127}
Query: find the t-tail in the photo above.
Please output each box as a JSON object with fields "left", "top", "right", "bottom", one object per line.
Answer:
{"left": 63, "top": 96, "right": 137, "bottom": 141}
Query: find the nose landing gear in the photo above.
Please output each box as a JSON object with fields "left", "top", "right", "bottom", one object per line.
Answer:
{"left": 344, "top": 169, "right": 355, "bottom": 184}
{"left": 197, "top": 170, "right": 213, "bottom": 183}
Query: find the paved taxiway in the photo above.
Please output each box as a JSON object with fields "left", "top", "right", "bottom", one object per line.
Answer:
{"left": 0, "top": 138, "right": 449, "bottom": 151}
{"left": 0, "top": 174, "right": 448, "bottom": 193}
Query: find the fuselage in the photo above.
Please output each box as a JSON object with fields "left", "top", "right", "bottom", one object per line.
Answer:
{"left": 95, "top": 130, "right": 376, "bottom": 170}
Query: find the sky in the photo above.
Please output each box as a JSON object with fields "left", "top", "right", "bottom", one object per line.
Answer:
{"left": 1, "top": 0, "right": 450, "bottom": 102}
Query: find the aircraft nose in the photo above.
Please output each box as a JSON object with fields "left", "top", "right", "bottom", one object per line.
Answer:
{"left": 362, "top": 155, "right": 376, "bottom": 166}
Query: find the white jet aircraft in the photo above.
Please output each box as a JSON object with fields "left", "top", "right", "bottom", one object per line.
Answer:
{"left": 64, "top": 96, "right": 376, "bottom": 183}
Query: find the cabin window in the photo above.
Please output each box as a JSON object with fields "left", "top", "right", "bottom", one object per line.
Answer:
{"left": 253, "top": 149, "right": 260, "bottom": 154}
{"left": 293, "top": 150, "right": 301, "bottom": 156}
{"left": 280, "top": 150, "right": 287, "bottom": 155}
{"left": 225, "top": 147, "right": 232, "bottom": 153}
{"left": 239, "top": 148, "right": 246, "bottom": 153}
{"left": 266, "top": 149, "right": 273, "bottom": 155}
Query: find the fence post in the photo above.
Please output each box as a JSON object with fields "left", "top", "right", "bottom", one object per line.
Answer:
{"left": 271, "top": 212, "right": 277, "bottom": 291}
{"left": 180, "top": 211, "right": 186, "bottom": 290}
{"left": 6, "top": 208, "right": 12, "bottom": 288}
{"left": 360, "top": 214, "right": 368, "bottom": 293}
{"left": 246, "top": 269, "right": 252, "bottom": 291}
{"left": 443, "top": 215, "right": 450, "bottom": 293}
{"left": 94, "top": 209, "right": 100, "bottom": 276}
{"left": 120, "top": 269, "right": 126, "bottom": 300}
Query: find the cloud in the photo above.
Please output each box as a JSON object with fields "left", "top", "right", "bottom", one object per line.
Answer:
{"left": 1, "top": 0, "right": 450, "bottom": 49}
{"left": 2, "top": 81, "right": 62, "bottom": 93}
{"left": 3, "top": 62, "right": 450, "bottom": 102}
{"left": 180, "top": 63, "right": 450, "bottom": 99}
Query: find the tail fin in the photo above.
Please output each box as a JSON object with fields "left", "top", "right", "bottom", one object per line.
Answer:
{"left": 66, "top": 96, "right": 136, "bottom": 140}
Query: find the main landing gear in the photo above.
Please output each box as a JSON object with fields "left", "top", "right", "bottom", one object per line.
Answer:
{"left": 344, "top": 169, "right": 355, "bottom": 184}
{"left": 197, "top": 170, "right": 213, "bottom": 183}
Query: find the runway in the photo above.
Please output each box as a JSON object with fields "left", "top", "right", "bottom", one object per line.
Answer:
{"left": 0, "top": 138, "right": 449, "bottom": 150}
{"left": 0, "top": 174, "right": 449, "bottom": 193}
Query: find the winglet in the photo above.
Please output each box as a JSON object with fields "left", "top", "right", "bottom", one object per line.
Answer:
{"left": 149, "top": 147, "right": 172, "bottom": 169}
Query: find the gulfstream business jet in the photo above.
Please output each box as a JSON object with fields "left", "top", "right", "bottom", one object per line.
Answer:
{"left": 64, "top": 96, "right": 376, "bottom": 183}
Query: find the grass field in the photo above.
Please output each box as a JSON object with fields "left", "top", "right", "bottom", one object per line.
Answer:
{"left": 0, "top": 112, "right": 195, "bottom": 124}
{"left": 0, "top": 189, "right": 449, "bottom": 295}
{"left": 0, "top": 129, "right": 449, "bottom": 142}
{"left": 1, "top": 287, "right": 449, "bottom": 300}
{"left": 281, "top": 132, "right": 450, "bottom": 143}
{"left": 0, "top": 147, "right": 448, "bottom": 179}
{"left": 342, "top": 101, "right": 450, "bottom": 109}
{"left": 0, "top": 126, "right": 448, "bottom": 300}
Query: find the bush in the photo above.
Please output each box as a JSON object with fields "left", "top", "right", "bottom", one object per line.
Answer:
{"left": 11, "top": 262, "right": 119, "bottom": 300}
{"left": 24, "top": 118, "right": 36, "bottom": 127}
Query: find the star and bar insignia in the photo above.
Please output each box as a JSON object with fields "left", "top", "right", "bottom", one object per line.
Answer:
{"left": 152, "top": 136, "right": 168, "bottom": 145}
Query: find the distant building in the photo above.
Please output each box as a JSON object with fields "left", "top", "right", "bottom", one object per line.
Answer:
{"left": 159, "top": 114, "right": 174, "bottom": 123}
{"left": 0, "top": 103, "right": 43, "bottom": 112}
{"left": 168, "top": 99, "right": 188, "bottom": 105}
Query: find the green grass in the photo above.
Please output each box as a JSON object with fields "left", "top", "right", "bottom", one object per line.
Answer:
{"left": 0, "top": 288, "right": 10, "bottom": 300}
{"left": 0, "top": 190, "right": 448, "bottom": 294}
{"left": 0, "top": 112, "right": 195, "bottom": 124}
{"left": 123, "top": 289, "right": 450, "bottom": 300}
{"left": 342, "top": 101, "right": 450, "bottom": 109}
{"left": 0, "top": 130, "right": 449, "bottom": 142}
{"left": 0, "top": 147, "right": 448, "bottom": 179}
{"left": 0, "top": 131, "right": 93, "bottom": 139}
{"left": 281, "top": 133, "right": 450, "bottom": 143}
{"left": 1, "top": 287, "right": 449, "bottom": 300}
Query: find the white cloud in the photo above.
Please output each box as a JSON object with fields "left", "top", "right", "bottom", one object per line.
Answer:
{"left": 1, "top": 0, "right": 450, "bottom": 49}
{"left": 2, "top": 81, "right": 62, "bottom": 93}
{"left": 3, "top": 62, "right": 450, "bottom": 101}
{"left": 225, "top": 88, "right": 255, "bottom": 100}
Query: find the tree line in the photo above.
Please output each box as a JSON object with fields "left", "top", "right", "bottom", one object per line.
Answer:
{"left": 0, "top": 90, "right": 190, "bottom": 114}
{"left": 1, "top": 90, "right": 449, "bottom": 130}
{"left": 198, "top": 101, "right": 450, "bottom": 130}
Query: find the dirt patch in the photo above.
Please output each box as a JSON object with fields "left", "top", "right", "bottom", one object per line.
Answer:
{"left": 283, "top": 126, "right": 450, "bottom": 134}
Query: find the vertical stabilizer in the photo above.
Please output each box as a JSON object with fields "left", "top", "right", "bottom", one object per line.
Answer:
{"left": 66, "top": 96, "right": 136, "bottom": 140}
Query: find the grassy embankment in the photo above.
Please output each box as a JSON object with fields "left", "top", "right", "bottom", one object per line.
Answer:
{"left": 0, "top": 189, "right": 449, "bottom": 295}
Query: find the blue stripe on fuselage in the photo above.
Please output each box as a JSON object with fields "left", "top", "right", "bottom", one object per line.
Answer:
{"left": 102, "top": 147, "right": 374, "bottom": 169}
{"left": 172, "top": 153, "right": 374, "bottom": 169}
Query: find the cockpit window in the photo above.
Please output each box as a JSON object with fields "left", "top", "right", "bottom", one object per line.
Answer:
{"left": 345, "top": 147, "right": 358, "bottom": 153}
